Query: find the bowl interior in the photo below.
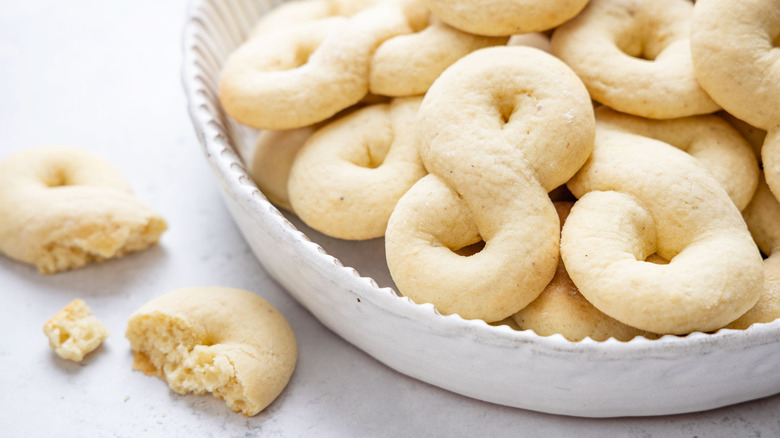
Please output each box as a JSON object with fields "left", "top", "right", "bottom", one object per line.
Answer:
{"left": 181, "top": 0, "right": 780, "bottom": 417}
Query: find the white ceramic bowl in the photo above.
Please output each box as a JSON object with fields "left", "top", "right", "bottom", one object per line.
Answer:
{"left": 181, "top": 0, "right": 780, "bottom": 417}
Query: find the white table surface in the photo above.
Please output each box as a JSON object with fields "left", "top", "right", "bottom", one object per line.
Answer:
{"left": 1, "top": 1, "right": 779, "bottom": 436}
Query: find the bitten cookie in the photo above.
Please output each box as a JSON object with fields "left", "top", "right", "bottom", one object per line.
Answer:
{"left": 43, "top": 299, "right": 110, "bottom": 362}
{"left": 0, "top": 146, "right": 167, "bottom": 274}
{"left": 125, "top": 287, "right": 297, "bottom": 417}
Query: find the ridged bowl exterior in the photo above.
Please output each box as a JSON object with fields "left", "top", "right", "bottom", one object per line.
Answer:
{"left": 181, "top": 0, "right": 780, "bottom": 417}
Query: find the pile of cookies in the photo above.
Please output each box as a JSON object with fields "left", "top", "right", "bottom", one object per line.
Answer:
{"left": 220, "top": 0, "right": 780, "bottom": 341}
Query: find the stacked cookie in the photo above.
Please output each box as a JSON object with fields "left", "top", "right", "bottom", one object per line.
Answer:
{"left": 222, "top": 0, "right": 780, "bottom": 341}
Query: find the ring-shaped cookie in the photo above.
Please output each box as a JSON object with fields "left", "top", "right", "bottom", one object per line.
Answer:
{"left": 0, "top": 146, "right": 166, "bottom": 274}
{"left": 385, "top": 46, "right": 595, "bottom": 322}
{"left": 551, "top": 0, "right": 720, "bottom": 119}
{"left": 126, "top": 287, "right": 297, "bottom": 417}
{"left": 691, "top": 0, "right": 780, "bottom": 132}
{"left": 691, "top": 0, "right": 780, "bottom": 201}
{"left": 561, "top": 128, "right": 763, "bottom": 334}
{"left": 219, "top": 3, "right": 426, "bottom": 130}
{"left": 422, "top": 0, "right": 589, "bottom": 36}
{"left": 595, "top": 107, "right": 759, "bottom": 211}
{"left": 287, "top": 97, "right": 427, "bottom": 239}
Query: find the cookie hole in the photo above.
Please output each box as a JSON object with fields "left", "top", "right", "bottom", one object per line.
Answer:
{"left": 292, "top": 45, "right": 315, "bottom": 69}
{"left": 362, "top": 147, "right": 384, "bottom": 169}
{"left": 454, "top": 240, "right": 486, "bottom": 257}
{"left": 495, "top": 95, "right": 516, "bottom": 125}
{"left": 267, "top": 44, "right": 316, "bottom": 72}
{"left": 58, "top": 331, "right": 71, "bottom": 344}
{"left": 644, "top": 253, "right": 669, "bottom": 265}
{"left": 45, "top": 169, "right": 73, "bottom": 187}
{"left": 615, "top": 11, "right": 670, "bottom": 61}
{"left": 617, "top": 37, "right": 659, "bottom": 61}
{"left": 358, "top": 132, "right": 392, "bottom": 169}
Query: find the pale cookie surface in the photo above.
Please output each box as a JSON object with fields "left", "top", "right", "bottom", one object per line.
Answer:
{"left": 0, "top": 146, "right": 167, "bottom": 274}
{"left": 249, "top": 0, "right": 330, "bottom": 36}
{"left": 551, "top": 0, "right": 719, "bottom": 119}
{"left": 250, "top": 126, "right": 317, "bottom": 212}
{"left": 43, "top": 299, "right": 109, "bottom": 362}
{"left": 512, "top": 203, "right": 658, "bottom": 342}
{"left": 218, "top": 2, "right": 427, "bottom": 130}
{"left": 720, "top": 112, "right": 767, "bottom": 160}
{"left": 423, "top": 0, "right": 589, "bottom": 36}
{"left": 728, "top": 175, "right": 780, "bottom": 329}
{"left": 288, "top": 97, "right": 426, "bottom": 240}
{"left": 369, "top": 17, "right": 507, "bottom": 96}
{"left": 562, "top": 127, "right": 763, "bottom": 334}
{"left": 385, "top": 46, "right": 594, "bottom": 322}
{"left": 690, "top": 0, "right": 780, "bottom": 201}
{"left": 690, "top": 0, "right": 780, "bottom": 132}
{"left": 125, "top": 287, "right": 297, "bottom": 417}
{"left": 248, "top": 0, "right": 385, "bottom": 37}
{"left": 595, "top": 107, "right": 759, "bottom": 211}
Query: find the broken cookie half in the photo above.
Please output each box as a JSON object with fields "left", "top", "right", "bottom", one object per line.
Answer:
{"left": 0, "top": 146, "right": 167, "bottom": 274}
{"left": 125, "top": 287, "right": 297, "bottom": 416}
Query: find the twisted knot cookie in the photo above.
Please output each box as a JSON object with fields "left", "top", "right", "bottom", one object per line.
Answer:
{"left": 560, "top": 127, "right": 763, "bottom": 335}
{"left": 369, "top": 17, "right": 507, "bottom": 96}
{"left": 728, "top": 175, "right": 780, "bottom": 329}
{"left": 0, "top": 147, "right": 166, "bottom": 274}
{"left": 595, "top": 107, "right": 759, "bottom": 211}
{"left": 690, "top": 0, "right": 780, "bottom": 200}
{"left": 219, "top": 1, "right": 428, "bottom": 130}
{"left": 288, "top": 97, "right": 426, "bottom": 240}
{"left": 551, "top": 0, "right": 720, "bottom": 119}
{"left": 126, "top": 287, "right": 297, "bottom": 417}
{"left": 385, "top": 46, "right": 595, "bottom": 322}
{"left": 512, "top": 202, "right": 658, "bottom": 342}
{"left": 422, "top": 0, "right": 589, "bottom": 36}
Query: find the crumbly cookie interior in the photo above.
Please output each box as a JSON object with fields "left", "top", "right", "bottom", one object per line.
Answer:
{"left": 126, "top": 313, "right": 257, "bottom": 416}
{"left": 38, "top": 218, "right": 167, "bottom": 274}
{"left": 44, "top": 299, "right": 109, "bottom": 361}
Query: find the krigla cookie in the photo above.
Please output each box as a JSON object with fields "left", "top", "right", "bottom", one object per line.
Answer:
{"left": 0, "top": 146, "right": 166, "bottom": 274}
{"left": 126, "top": 287, "right": 297, "bottom": 416}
